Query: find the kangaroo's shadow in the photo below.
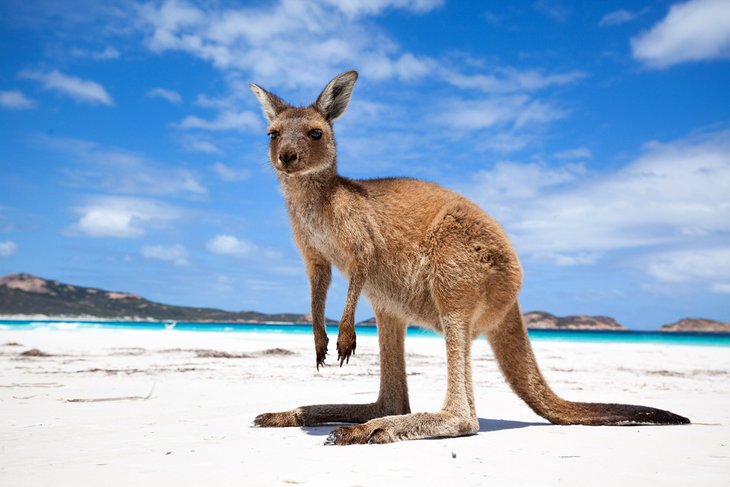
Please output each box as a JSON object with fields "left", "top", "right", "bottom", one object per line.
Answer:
{"left": 478, "top": 418, "right": 546, "bottom": 432}
{"left": 302, "top": 425, "right": 339, "bottom": 437}
{"left": 301, "top": 418, "right": 545, "bottom": 437}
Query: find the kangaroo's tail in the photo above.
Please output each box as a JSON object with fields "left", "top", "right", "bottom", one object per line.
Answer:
{"left": 485, "top": 302, "right": 689, "bottom": 426}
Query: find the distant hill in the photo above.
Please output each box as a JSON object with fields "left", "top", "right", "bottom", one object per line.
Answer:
{"left": 0, "top": 273, "right": 335, "bottom": 323}
{"left": 660, "top": 318, "right": 730, "bottom": 333}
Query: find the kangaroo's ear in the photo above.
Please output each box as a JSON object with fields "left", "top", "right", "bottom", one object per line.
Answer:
{"left": 314, "top": 70, "right": 358, "bottom": 122}
{"left": 249, "top": 83, "right": 287, "bottom": 122}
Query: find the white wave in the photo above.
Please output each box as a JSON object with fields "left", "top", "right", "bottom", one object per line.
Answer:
{"left": 48, "top": 322, "right": 81, "bottom": 330}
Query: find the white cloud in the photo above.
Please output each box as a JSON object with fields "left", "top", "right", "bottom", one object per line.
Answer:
{"left": 554, "top": 147, "right": 592, "bottom": 160}
{"left": 206, "top": 234, "right": 256, "bottom": 257}
{"left": 0, "top": 90, "right": 36, "bottom": 109}
{"left": 137, "top": 0, "right": 578, "bottom": 154}
{"left": 631, "top": 0, "right": 730, "bottom": 68}
{"left": 534, "top": 0, "right": 570, "bottom": 23}
{"left": 442, "top": 68, "right": 585, "bottom": 94}
{"left": 599, "top": 9, "right": 637, "bottom": 27}
{"left": 646, "top": 248, "right": 730, "bottom": 283}
{"left": 69, "top": 197, "right": 182, "bottom": 238}
{"left": 137, "top": 0, "right": 438, "bottom": 88}
{"left": 536, "top": 252, "right": 601, "bottom": 267}
{"left": 461, "top": 129, "right": 730, "bottom": 268}
{"left": 0, "top": 241, "right": 18, "bottom": 257}
{"left": 135, "top": 0, "right": 580, "bottom": 97}
{"left": 646, "top": 248, "right": 730, "bottom": 294}
{"left": 141, "top": 244, "right": 189, "bottom": 266}
{"left": 183, "top": 138, "right": 222, "bottom": 154}
{"left": 147, "top": 87, "right": 182, "bottom": 104}
{"left": 474, "top": 132, "right": 532, "bottom": 153}
{"left": 469, "top": 161, "right": 584, "bottom": 202}
{"left": 46, "top": 137, "right": 207, "bottom": 196}
{"left": 362, "top": 52, "right": 435, "bottom": 81}
{"left": 212, "top": 162, "right": 250, "bottom": 182}
{"left": 195, "top": 93, "right": 229, "bottom": 109}
{"left": 206, "top": 234, "right": 282, "bottom": 260}
{"left": 3, "top": 2, "right": 137, "bottom": 33}
{"left": 432, "top": 65, "right": 581, "bottom": 140}
{"left": 321, "top": 0, "right": 443, "bottom": 17}
{"left": 70, "top": 46, "right": 120, "bottom": 60}
{"left": 514, "top": 99, "right": 567, "bottom": 129}
{"left": 20, "top": 69, "right": 113, "bottom": 106}
{"left": 177, "top": 110, "right": 260, "bottom": 132}
{"left": 711, "top": 283, "right": 730, "bottom": 294}
{"left": 440, "top": 95, "right": 567, "bottom": 131}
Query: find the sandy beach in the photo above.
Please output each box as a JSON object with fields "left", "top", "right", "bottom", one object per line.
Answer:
{"left": 1, "top": 327, "right": 728, "bottom": 486}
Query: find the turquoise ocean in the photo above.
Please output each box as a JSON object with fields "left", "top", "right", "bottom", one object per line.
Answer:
{"left": 1, "top": 320, "right": 729, "bottom": 347}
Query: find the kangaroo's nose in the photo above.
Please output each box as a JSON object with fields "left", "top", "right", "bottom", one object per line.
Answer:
{"left": 279, "top": 151, "right": 298, "bottom": 165}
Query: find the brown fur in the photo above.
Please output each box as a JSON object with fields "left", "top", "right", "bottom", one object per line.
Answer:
{"left": 249, "top": 71, "right": 690, "bottom": 445}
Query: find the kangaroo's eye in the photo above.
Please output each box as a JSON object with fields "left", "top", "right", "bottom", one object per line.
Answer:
{"left": 308, "top": 129, "right": 323, "bottom": 140}
{"left": 268, "top": 130, "right": 279, "bottom": 140}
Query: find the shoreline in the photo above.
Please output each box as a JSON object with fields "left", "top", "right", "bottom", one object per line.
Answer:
{"left": 2, "top": 314, "right": 728, "bottom": 334}
{"left": 2, "top": 320, "right": 730, "bottom": 350}
{"left": 0, "top": 314, "right": 320, "bottom": 325}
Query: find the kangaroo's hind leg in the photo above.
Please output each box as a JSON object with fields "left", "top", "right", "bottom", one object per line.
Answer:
{"left": 253, "top": 310, "right": 410, "bottom": 427}
{"left": 325, "top": 309, "right": 479, "bottom": 445}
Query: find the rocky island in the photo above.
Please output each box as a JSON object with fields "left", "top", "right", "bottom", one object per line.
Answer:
{"left": 359, "top": 311, "right": 628, "bottom": 331}
{"left": 660, "top": 318, "right": 730, "bottom": 334}
{"left": 522, "top": 311, "right": 627, "bottom": 330}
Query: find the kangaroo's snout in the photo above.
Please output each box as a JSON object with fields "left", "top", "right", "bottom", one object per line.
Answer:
{"left": 279, "top": 150, "right": 298, "bottom": 166}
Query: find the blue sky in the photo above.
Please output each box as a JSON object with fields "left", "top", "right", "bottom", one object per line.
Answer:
{"left": 1, "top": 0, "right": 729, "bottom": 329}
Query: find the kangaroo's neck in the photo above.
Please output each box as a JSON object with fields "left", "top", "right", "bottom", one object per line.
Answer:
{"left": 279, "top": 165, "right": 341, "bottom": 214}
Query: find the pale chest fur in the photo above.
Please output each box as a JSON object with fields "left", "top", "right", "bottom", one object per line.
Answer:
{"left": 288, "top": 201, "right": 351, "bottom": 271}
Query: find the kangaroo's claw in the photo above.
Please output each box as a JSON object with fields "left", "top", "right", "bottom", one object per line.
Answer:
{"left": 336, "top": 329, "right": 356, "bottom": 367}
{"left": 314, "top": 332, "right": 329, "bottom": 371}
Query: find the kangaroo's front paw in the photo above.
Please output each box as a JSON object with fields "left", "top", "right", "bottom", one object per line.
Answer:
{"left": 336, "top": 326, "right": 356, "bottom": 366}
{"left": 314, "top": 333, "right": 329, "bottom": 370}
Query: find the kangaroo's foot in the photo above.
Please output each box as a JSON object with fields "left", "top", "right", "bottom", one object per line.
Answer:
{"left": 324, "top": 411, "right": 479, "bottom": 445}
{"left": 253, "top": 401, "right": 407, "bottom": 428}
{"left": 254, "top": 410, "right": 305, "bottom": 427}
{"left": 336, "top": 322, "right": 356, "bottom": 366}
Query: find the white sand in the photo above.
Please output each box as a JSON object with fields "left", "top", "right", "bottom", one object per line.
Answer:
{"left": 1, "top": 328, "right": 728, "bottom": 486}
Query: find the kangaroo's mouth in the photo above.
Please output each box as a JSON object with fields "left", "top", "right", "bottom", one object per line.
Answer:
{"left": 276, "top": 162, "right": 300, "bottom": 175}
{"left": 276, "top": 160, "right": 333, "bottom": 177}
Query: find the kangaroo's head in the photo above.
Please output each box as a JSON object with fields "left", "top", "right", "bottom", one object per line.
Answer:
{"left": 249, "top": 70, "right": 358, "bottom": 177}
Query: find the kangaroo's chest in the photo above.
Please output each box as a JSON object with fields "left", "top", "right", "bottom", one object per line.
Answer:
{"left": 290, "top": 206, "right": 350, "bottom": 268}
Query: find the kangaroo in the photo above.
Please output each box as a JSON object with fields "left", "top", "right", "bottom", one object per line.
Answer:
{"left": 249, "top": 70, "right": 690, "bottom": 445}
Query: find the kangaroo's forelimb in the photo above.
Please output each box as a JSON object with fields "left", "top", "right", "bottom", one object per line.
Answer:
{"left": 337, "top": 267, "right": 365, "bottom": 366}
{"left": 304, "top": 251, "right": 331, "bottom": 370}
